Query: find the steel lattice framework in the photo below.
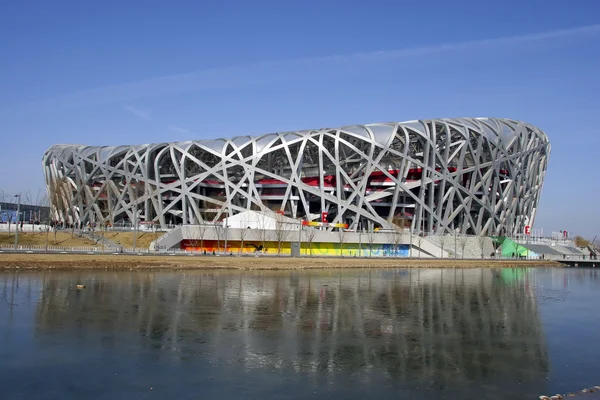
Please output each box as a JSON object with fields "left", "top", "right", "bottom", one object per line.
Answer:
{"left": 43, "top": 117, "right": 550, "bottom": 235}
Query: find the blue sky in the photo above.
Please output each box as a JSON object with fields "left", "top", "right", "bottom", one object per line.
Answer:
{"left": 1, "top": 0, "right": 599, "bottom": 237}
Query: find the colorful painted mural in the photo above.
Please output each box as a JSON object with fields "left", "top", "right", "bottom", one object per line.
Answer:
{"left": 181, "top": 240, "right": 410, "bottom": 257}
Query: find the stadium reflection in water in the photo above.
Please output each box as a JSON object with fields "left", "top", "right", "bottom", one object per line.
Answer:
{"left": 2, "top": 268, "right": 553, "bottom": 399}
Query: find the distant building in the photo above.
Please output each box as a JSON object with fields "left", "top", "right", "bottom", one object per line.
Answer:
{"left": 0, "top": 201, "right": 50, "bottom": 223}
{"left": 43, "top": 117, "right": 550, "bottom": 235}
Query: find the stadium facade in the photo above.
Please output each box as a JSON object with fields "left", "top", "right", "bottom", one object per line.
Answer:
{"left": 43, "top": 117, "right": 550, "bottom": 236}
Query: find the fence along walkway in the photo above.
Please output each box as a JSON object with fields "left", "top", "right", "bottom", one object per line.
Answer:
{"left": 0, "top": 244, "right": 106, "bottom": 253}
{"left": 0, "top": 243, "right": 551, "bottom": 260}
{"left": 0, "top": 245, "right": 222, "bottom": 255}
{"left": 0, "top": 245, "right": 161, "bottom": 254}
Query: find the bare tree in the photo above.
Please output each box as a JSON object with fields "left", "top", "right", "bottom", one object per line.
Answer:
{"left": 491, "top": 238, "right": 502, "bottom": 259}
{"left": 45, "top": 224, "right": 50, "bottom": 252}
{"left": 128, "top": 180, "right": 146, "bottom": 248}
{"left": 202, "top": 208, "right": 218, "bottom": 224}
{"left": 0, "top": 192, "right": 4, "bottom": 236}
{"left": 214, "top": 221, "right": 225, "bottom": 253}
{"left": 439, "top": 234, "right": 451, "bottom": 258}
{"left": 387, "top": 229, "right": 397, "bottom": 257}
{"left": 459, "top": 235, "right": 469, "bottom": 259}
{"left": 23, "top": 191, "right": 33, "bottom": 207}
{"left": 388, "top": 224, "right": 404, "bottom": 257}
{"left": 53, "top": 222, "right": 58, "bottom": 244}
{"left": 0, "top": 192, "right": 11, "bottom": 238}
{"left": 200, "top": 209, "right": 217, "bottom": 252}
{"left": 574, "top": 235, "right": 590, "bottom": 247}
{"left": 99, "top": 222, "right": 107, "bottom": 250}
{"left": 392, "top": 216, "right": 406, "bottom": 229}
{"left": 255, "top": 212, "right": 271, "bottom": 254}
{"left": 274, "top": 213, "right": 292, "bottom": 256}
{"left": 367, "top": 227, "right": 376, "bottom": 257}
{"left": 478, "top": 236, "right": 487, "bottom": 259}
{"left": 238, "top": 223, "right": 249, "bottom": 255}
{"left": 89, "top": 215, "right": 96, "bottom": 239}
{"left": 188, "top": 224, "right": 206, "bottom": 252}
{"left": 304, "top": 226, "right": 317, "bottom": 256}
{"left": 416, "top": 234, "right": 425, "bottom": 258}
{"left": 20, "top": 191, "right": 34, "bottom": 232}
{"left": 337, "top": 228, "right": 348, "bottom": 256}
{"left": 6, "top": 210, "right": 11, "bottom": 238}
{"left": 34, "top": 188, "right": 48, "bottom": 207}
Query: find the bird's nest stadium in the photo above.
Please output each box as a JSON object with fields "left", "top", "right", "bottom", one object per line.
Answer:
{"left": 43, "top": 117, "right": 550, "bottom": 236}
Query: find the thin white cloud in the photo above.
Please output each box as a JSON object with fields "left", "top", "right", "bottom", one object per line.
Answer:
{"left": 168, "top": 126, "right": 192, "bottom": 134}
{"left": 6, "top": 24, "right": 600, "bottom": 117}
{"left": 341, "top": 23, "right": 600, "bottom": 61}
{"left": 124, "top": 105, "right": 152, "bottom": 120}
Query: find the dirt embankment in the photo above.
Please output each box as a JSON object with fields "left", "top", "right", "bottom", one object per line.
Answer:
{"left": 0, "top": 231, "right": 97, "bottom": 247}
{"left": 0, "top": 253, "right": 560, "bottom": 270}
{"left": 0, "top": 231, "right": 164, "bottom": 249}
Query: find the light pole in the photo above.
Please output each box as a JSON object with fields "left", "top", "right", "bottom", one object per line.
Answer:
{"left": 224, "top": 212, "right": 228, "bottom": 254}
{"left": 45, "top": 225, "right": 49, "bottom": 253}
{"left": 132, "top": 203, "right": 138, "bottom": 250}
{"left": 297, "top": 219, "right": 302, "bottom": 256}
{"left": 358, "top": 222, "right": 362, "bottom": 257}
{"left": 409, "top": 223, "right": 413, "bottom": 258}
{"left": 454, "top": 230, "right": 457, "bottom": 259}
{"left": 14, "top": 194, "right": 21, "bottom": 249}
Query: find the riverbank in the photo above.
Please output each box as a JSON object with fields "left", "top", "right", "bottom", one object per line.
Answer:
{"left": 0, "top": 253, "right": 559, "bottom": 270}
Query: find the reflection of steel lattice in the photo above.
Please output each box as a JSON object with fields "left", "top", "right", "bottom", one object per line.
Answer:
{"left": 43, "top": 117, "right": 550, "bottom": 235}
{"left": 33, "top": 269, "right": 549, "bottom": 385}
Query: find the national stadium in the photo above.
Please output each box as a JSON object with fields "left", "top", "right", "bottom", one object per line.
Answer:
{"left": 42, "top": 117, "right": 550, "bottom": 256}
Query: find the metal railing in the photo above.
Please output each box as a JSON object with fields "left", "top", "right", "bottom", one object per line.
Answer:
{"left": 0, "top": 244, "right": 556, "bottom": 260}
{"left": 0, "top": 244, "right": 106, "bottom": 253}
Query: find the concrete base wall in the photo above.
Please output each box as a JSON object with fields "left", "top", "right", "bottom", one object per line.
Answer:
{"left": 151, "top": 225, "right": 447, "bottom": 258}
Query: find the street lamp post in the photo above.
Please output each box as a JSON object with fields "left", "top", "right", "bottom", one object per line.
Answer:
{"left": 409, "top": 224, "right": 413, "bottom": 258}
{"left": 224, "top": 212, "right": 228, "bottom": 255}
{"left": 297, "top": 219, "right": 302, "bottom": 256}
{"left": 14, "top": 194, "right": 21, "bottom": 249}
{"left": 358, "top": 222, "right": 362, "bottom": 257}
{"left": 133, "top": 203, "right": 138, "bottom": 250}
{"left": 454, "top": 230, "right": 457, "bottom": 259}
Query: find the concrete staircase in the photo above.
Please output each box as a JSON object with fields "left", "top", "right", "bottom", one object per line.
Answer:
{"left": 149, "top": 227, "right": 183, "bottom": 251}
{"left": 79, "top": 230, "right": 120, "bottom": 250}
{"left": 424, "top": 235, "right": 496, "bottom": 259}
